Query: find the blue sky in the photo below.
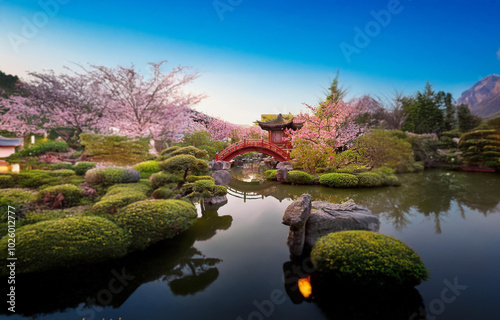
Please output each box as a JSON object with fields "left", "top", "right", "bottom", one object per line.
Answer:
{"left": 1, "top": 0, "right": 499, "bottom": 124}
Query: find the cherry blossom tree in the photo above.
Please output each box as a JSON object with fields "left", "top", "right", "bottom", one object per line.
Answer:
{"left": 87, "top": 61, "right": 205, "bottom": 148}
{"left": 0, "top": 95, "right": 44, "bottom": 136}
{"left": 286, "top": 100, "right": 364, "bottom": 172}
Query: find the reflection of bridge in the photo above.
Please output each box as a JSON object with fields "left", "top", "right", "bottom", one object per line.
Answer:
{"left": 226, "top": 178, "right": 285, "bottom": 202}
{"left": 216, "top": 139, "right": 290, "bottom": 162}
{"left": 226, "top": 187, "right": 265, "bottom": 202}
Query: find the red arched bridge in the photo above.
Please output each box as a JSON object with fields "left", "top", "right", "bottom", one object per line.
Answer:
{"left": 215, "top": 139, "right": 290, "bottom": 162}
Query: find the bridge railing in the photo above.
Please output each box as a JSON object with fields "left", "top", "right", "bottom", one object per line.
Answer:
{"left": 216, "top": 139, "right": 290, "bottom": 161}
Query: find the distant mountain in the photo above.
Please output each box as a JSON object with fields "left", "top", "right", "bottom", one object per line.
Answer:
{"left": 457, "top": 75, "right": 500, "bottom": 118}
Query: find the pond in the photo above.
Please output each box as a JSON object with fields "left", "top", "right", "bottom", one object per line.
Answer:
{"left": 5, "top": 170, "right": 500, "bottom": 320}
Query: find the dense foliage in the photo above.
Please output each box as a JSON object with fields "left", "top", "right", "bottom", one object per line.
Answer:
{"left": 37, "top": 184, "right": 83, "bottom": 208}
{"left": 0, "top": 216, "right": 130, "bottom": 276}
{"left": 311, "top": 231, "right": 429, "bottom": 287}
{"left": 319, "top": 173, "right": 359, "bottom": 188}
{"left": 80, "top": 133, "right": 150, "bottom": 165}
{"left": 91, "top": 183, "right": 149, "bottom": 214}
{"left": 287, "top": 170, "right": 313, "bottom": 185}
{"left": 85, "top": 167, "right": 141, "bottom": 187}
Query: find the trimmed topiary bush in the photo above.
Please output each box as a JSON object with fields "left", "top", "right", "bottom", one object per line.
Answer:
{"left": 152, "top": 187, "right": 175, "bottom": 199}
{"left": 151, "top": 172, "right": 183, "bottom": 190}
{"left": 74, "top": 162, "right": 97, "bottom": 176}
{"left": 319, "top": 173, "right": 358, "bottom": 188}
{"left": 0, "top": 216, "right": 130, "bottom": 276}
{"left": 0, "top": 175, "right": 14, "bottom": 189}
{"left": 170, "top": 146, "right": 209, "bottom": 159}
{"left": 159, "top": 155, "right": 209, "bottom": 181}
{"left": 311, "top": 231, "right": 429, "bottom": 287}
{"left": 133, "top": 160, "right": 161, "bottom": 178}
{"left": 80, "top": 133, "right": 150, "bottom": 165}
{"left": 265, "top": 170, "right": 277, "bottom": 180}
{"left": 287, "top": 170, "right": 313, "bottom": 185}
{"left": 9, "top": 141, "right": 69, "bottom": 158}
{"left": 115, "top": 200, "right": 197, "bottom": 251}
{"left": 91, "top": 183, "right": 149, "bottom": 215}
{"left": 160, "top": 145, "right": 181, "bottom": 156}
{"left": 37, "top": 184, "right": 83, "bottom": 208}
{"left": 356, "top": 172, "right": 385, "bottom": 187}
{"left": 85, "top": 167, "right": 141, "bottom": 187}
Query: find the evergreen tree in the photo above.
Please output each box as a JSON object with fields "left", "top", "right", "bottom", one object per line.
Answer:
{"left": 457, "top": 104, "right": 482, "bottom": 132}
{"left": 402, "top": 82, "right": 445, "bottom": 134}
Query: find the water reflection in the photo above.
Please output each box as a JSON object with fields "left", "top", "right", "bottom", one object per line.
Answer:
{"left": 6, "top": 202, "right": 232, "bottom": 317}
{"left": 230, "top": 169, "right": 500, "bottom": 233}
{"left": 283, "top": 257, "right": 426, "bottom": 320}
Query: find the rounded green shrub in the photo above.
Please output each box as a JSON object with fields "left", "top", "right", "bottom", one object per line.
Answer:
{"left": 319, "top": 173, "right": 358, "bottom": 188}
{"left": 85, "top": 167, "right": 140, "bottom": 187}
{"left": 48, "top": 169, "right": 76, "bottom": 177}
{"left": 0, "top": 189, "right": 35, "bottom": 220}
{"left": 10, "top": 141, "right": 69, "bottom": 158}
{"left": 74, "top": 162, "right": 97, "bottom": 176}
{"left": 186, "top": 175, "right": 214, "bottom": 183}
{"left": 311, "top": 231, "right": 429, "bottom": 287}
{"left": 44, "top": 162, "right": 74, "bottom": 170}
{"left": 152, "top": 187, "right": 175, "bottom": 199}
{"left": 171, "top": 146, "right": 209, "bottom": 159}
{"left": 160, "top": 145, "right": 181, "bottom": 156}
{"left": 92, "top": 184, "right": 149, "bottom": 215}
{"left": 37, "top": 184, "right": 83, "bottom": 208}
{"left": 22, "top": 210, "right": 66, "bottom": 225}
{"left": 151, "top": 172, "right": 182, "bottom": 189}
{"left": 214, "top": 185, "right": 227, "bottom": 196}
{"left": 265, "top": 170, "right": 277, "bottom": 180}
{"left": 11, "top": 170, "right": 58, "bottom": 188}
{"left": 0, "top": 175, "right": 14, "bottom": 189}
{"left": 0, "top": 216, "right": 130, "bottom": 275}
{"left": 287, "top": 170, "right": 313, "bottom": 185}
{"left": 384, "top": 175, "right": 401, "bottom": 186}
{"left": 115, "top": 200, "right": 197, "bottom": 251}
{"left": 356, "top": 172, "right": 385, "bottom": 187}
{"left": 158, "top": 155, "right": 209, "bottom": 178}
{"left": 133, "top": 160, "right": 161, "bottom": 177}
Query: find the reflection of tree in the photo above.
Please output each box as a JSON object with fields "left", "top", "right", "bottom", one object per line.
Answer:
{"left": 7, "top": 202, "right": 232, "bottom": 317}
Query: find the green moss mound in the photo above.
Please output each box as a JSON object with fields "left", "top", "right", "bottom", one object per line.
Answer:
{"left": 0, "top": 216, "right": 130, "bottom": 276}
{"left": 0, "top": 175, "right": 14, "bottom": 189}
{"left": 287, "top": 170, "right": 313, "bottom": 185}
{"left": 319, "top": 173, "right": 358, "bottom": 188}
{"left": 91, "top": 183, "right": 149, "bottom": 215}
{"left": 133, "top": 160, "right": 161, "bottom": 178}
{"left": 311, "top": 231, "right": 429, "bottom": 287}
{"left": 37, "top": 184, "right": 83, "bottom": 208}
{"left": 115, "top": 200, "right": 197, "bottom": 251}
{"left": 356, "top": 172, "right": 385, "bottom": 187}
{"left": 73, "top": 162, "right": 97, "bottom": 176}
{"left": 152, "top": 187, "right": 175, "bottom": 199}
{"left": 151, "top": 172, "right": 182, "bottom": 189}
{"left": 186, "top": 175, "right": 214, "bottom": 183}
{"left": 0, "top": 189, "right": 35, "bottom": 220}
{"left": 11, "top": 170, "right": 58, "bottom": 188}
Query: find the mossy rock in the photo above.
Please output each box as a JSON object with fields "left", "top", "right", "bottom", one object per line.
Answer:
{"left": 288, "top": 170, "right": 313, "bottom": 185}
{"left": 311, "top": 231, "right": 429, "bottom": 287}
{"left": 0, "top": 216, "right": 130, "bottom": 276}
{"left": 319, "top": 173, "right": 358, "bottom": 188}
{"left": 115, "top": 200, "right": 197, "bottom": 251}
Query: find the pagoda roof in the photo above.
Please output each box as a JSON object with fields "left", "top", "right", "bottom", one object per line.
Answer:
{"left": 0, "top": 136, "right": 23, "bottom": 147}
{"left": 257, "top": 114, "right": 303, "bottom": 131}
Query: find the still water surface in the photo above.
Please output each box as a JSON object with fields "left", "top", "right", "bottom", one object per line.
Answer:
{"left": 5, "top": 170, "right": 500, "bottom": 320}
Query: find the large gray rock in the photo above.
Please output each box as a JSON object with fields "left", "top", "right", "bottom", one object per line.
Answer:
{"left": 211, "top": 161, "right": 231, "bottom": 171}
{"left": 283, "top": 194, "right": 312, "bottom": 256}
{"left": 277, "top": 161, "right": 294, "bottom": 171}
{"left": 305, "top": 200, "right": 380, "bottom": 248}
{"left": 212, "top": 170, "right": 232, "bottom": 186}
{"left": 283, "top": 194, "right": 312, "bottom": 228}
{"left": 275, "top": 168, "right": 289, "bottom": 183}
